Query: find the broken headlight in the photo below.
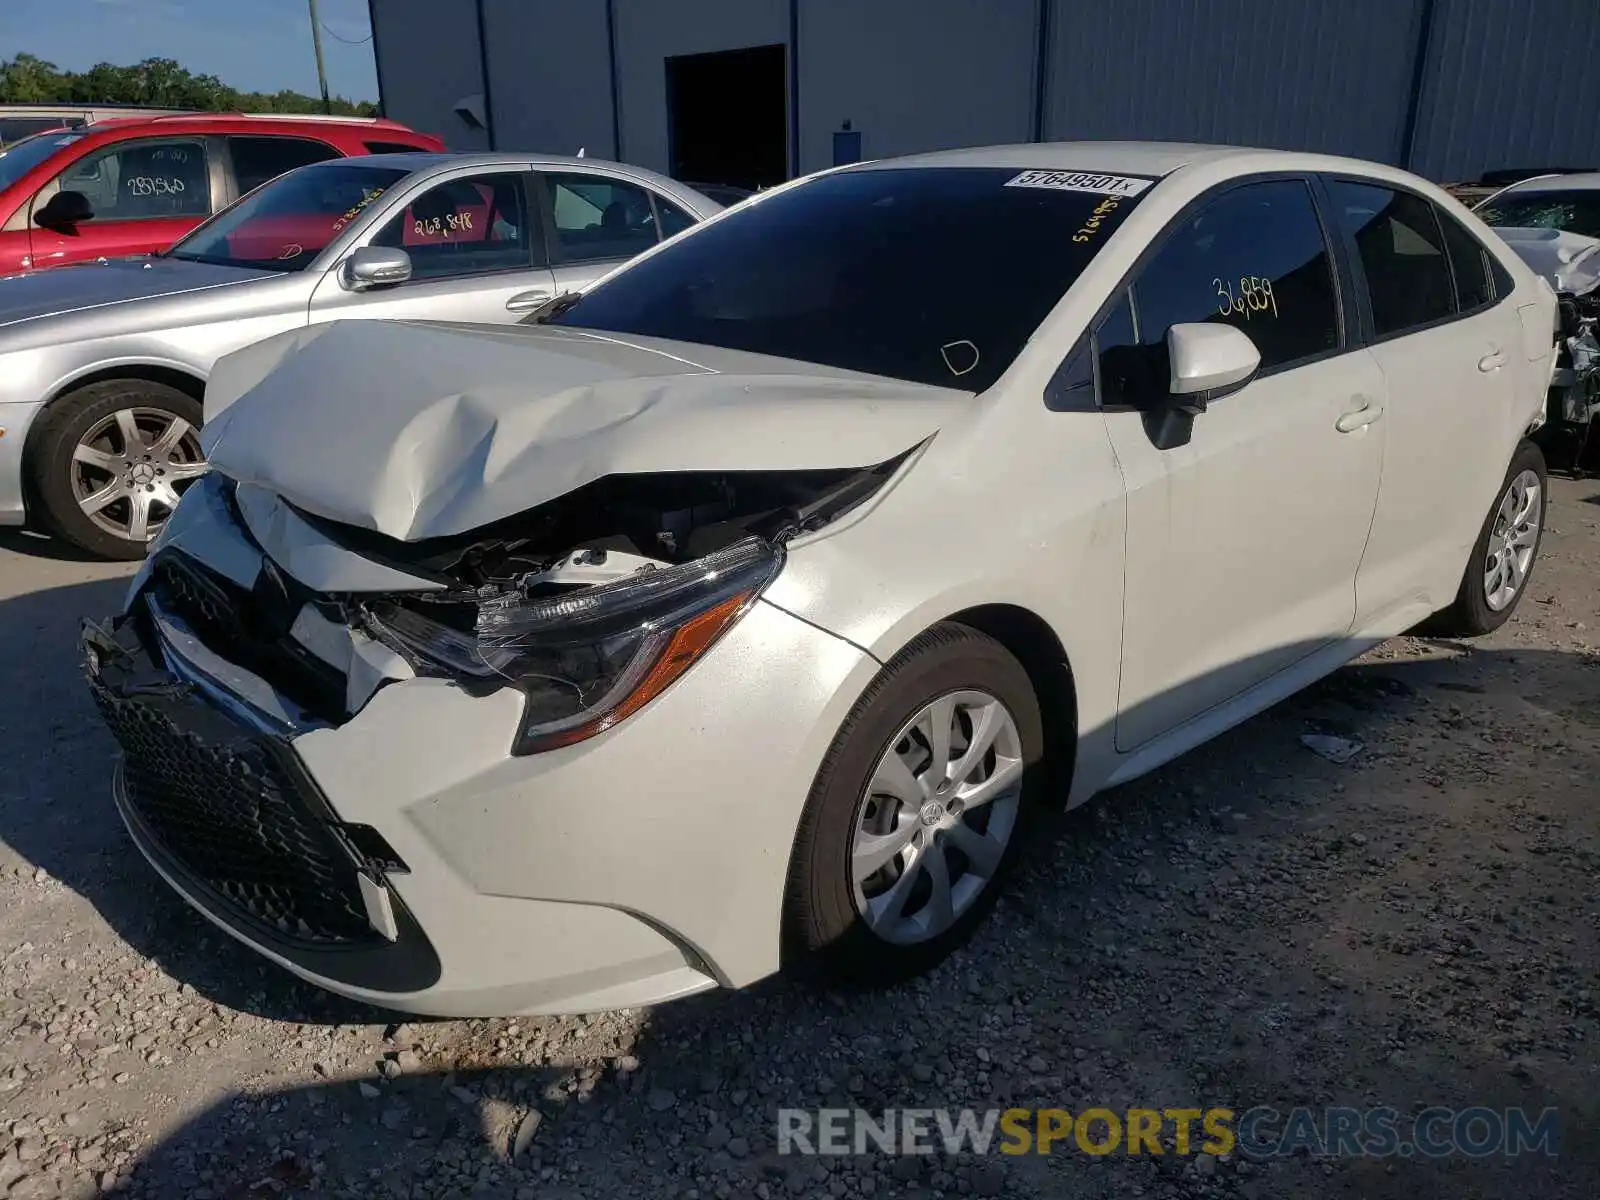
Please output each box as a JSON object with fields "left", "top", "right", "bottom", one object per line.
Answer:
{"left": 369, "top": 537, "right": 783, "bottom": 754}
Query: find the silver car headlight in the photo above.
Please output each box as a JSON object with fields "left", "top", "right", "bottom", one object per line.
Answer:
{"left": 366, "top": 537, "right": 783, "bottom": 754}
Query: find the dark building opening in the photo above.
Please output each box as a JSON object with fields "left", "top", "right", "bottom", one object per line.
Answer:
{"left": 666, "top": 44, "right": 787, "bottom": 191}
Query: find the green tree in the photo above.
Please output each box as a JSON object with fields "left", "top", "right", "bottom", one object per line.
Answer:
{"left": 0, "top": 54, "right": 376, "bottom": 115}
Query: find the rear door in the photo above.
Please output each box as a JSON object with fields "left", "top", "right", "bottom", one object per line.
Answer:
{"left": 308, "top": 169, "right": 557, "bottom": 326}
{"left": 535, "top": 171, "right": 700, "bottom": 294}
{"left": 27, "top": 135, "right": 218, "bottom": 267}
{"left": 1322, "top": 179, "right": 1525, "bottom": 623}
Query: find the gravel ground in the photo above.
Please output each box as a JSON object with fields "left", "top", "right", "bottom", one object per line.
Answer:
{"left": 0, "top": 477, "right": 1597, "bottom": 1200}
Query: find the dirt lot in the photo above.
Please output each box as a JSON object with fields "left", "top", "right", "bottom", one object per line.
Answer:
{"left": 0, "top": 476, "right": 1596, "bottom": 1200}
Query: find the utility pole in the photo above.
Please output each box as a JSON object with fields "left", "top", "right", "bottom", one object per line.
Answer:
{"left": 308, "top": 0, "right": 332, "bottom": 113}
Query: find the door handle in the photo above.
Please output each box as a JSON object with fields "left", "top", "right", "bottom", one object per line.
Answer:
{"left": 1477, "top": 349, "right": 1507, "bottom": 372}
{"left": 505, "top": 290, "right": 552, "bottom": 312}
{"left": 1335, "top": 398, "right": 1384, "bottom": 433}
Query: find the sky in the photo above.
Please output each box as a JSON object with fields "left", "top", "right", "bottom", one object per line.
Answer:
{"left": 2, "top": 0, "right": 380, "bottom": 102}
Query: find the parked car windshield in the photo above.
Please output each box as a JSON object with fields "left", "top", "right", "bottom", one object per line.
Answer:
{"left": 0, "top": 130, "right": 80, "bottom": 193}
{"left": 164, "top": 162, "right": 411, "bottom": 271}
{"left": 1478, "top": 189, "right": 1600, "bottom": 239}
{"left": 552, "top": 166, "right": 1154, "bottom": 391}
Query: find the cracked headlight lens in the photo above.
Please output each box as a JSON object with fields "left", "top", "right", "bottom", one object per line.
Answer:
{"left": 370, "top": 537, "right": 783, "bottom": 754}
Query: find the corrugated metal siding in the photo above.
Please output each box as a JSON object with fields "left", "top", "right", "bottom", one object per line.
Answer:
{"left": 1408, "top": 0, "right": 1600, "bottom": 181}
{"left": 368, "top": 0, "right": 488, "bottom": 150}
{"left": 796, "top": 0, "right": 1036, "bottom": 174}
{"left": 482, "top": 0, "right": 615, "bottom": 158}
{"left": 1045, "top": 0, "right": 1423, "bottom": 164}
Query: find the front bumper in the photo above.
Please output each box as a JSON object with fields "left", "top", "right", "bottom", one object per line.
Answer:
{"left": 85, "top": 517, "right": 875, "bottom": 1016}
{"left": 0, "top": 401, "right": 43, "bottom": 526}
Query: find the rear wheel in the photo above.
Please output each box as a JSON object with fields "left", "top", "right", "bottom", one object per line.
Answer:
{"left": 1427, "top": 439, "right": 1546, "bottom": 636}
{"left": 28, "top": 380, "right": 207, "bottom": 560}
{"left": 785, "top": 623, "right": 1044, "bottom": 985}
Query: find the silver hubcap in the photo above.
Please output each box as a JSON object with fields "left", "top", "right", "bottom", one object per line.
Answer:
{"left": 851, "top": 690, "right": 1024, "bottom": 946}
{"left": 70, "top": 408, "right": 207, "bottom": 543}
{"left": 1483, "top": 468, "right": 1541, "bottom": 612}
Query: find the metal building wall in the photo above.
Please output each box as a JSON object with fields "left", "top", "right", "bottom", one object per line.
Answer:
{"left": 481, "top": 0, "right": 616, "bottom": 158}
{"left": 795, "top": 0, "right": 1036, "bottom": 175}
{"left": 1043, "top": 0, "right": 1425, "bottom": 164}
{"left": 368, "top": 0, "right": 488, "bottom": 150}
{"left": 1407, "top": 0, "right": 1600, "bottom": 182}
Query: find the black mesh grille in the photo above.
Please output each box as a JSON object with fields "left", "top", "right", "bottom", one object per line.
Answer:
{"left": 89, "top": 670, "right": 376, "bottom": 945}
{"left": 148, "top": 552, "right": 347, "bottom": 723}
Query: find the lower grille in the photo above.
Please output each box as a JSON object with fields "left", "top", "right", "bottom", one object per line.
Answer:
{"left": 88, "top": 638, "right": 377, "bottom": 946}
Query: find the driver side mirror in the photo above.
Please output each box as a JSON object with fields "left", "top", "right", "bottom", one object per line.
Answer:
{"left": 1145, "top": 323, "right": 1261, "bottom": 450}
{"left": 34, "top": 189, "right": 94, "bottom": 232}
{"left": 340, "top": 245, "right": 412, "bottom": 291}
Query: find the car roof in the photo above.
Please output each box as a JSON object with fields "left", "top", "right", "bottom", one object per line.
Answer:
{"left": 85, "top": 113, "right": 416, "bottom": 133}
{"left": 1493, "top": 172, "right": 1600, "bottom": 194}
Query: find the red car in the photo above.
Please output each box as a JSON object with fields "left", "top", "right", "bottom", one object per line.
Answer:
{"left": 0, "top": 113, "right": 444, "bottom": 274}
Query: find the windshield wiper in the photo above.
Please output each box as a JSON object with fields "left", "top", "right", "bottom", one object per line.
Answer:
{"left": 527, "top": 291, "right": 584, "bottom": 324}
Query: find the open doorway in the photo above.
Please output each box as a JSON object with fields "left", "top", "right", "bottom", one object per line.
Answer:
{"left": 666, "top": 44, "right": 787, "bottom": 191}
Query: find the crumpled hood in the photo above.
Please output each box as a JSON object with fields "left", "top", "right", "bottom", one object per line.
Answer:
{"left": 202, "top": 319, "right": 973, "bottom": 542}
{"left": 1494, "top": 226, "right": 1600, "bottom": 296}
{"left": 0, "top": 255, "right": 275, "bottom": 328}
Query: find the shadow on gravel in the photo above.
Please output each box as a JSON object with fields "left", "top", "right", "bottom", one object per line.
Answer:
{"left": 0, "top": 526, "right": 110, "bottom": 563}
{"left": 2, "top": 574, "right": 1597, "bottom": 1198}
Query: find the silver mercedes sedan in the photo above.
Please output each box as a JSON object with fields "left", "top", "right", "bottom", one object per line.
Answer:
{"left": 0, "top": 152, "right": 719, "bottom": 558}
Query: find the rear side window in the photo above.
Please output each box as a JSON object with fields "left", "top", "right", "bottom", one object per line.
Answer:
{"left": 365, "top": 140, "right": 429, "bottom": 155}
{"left": 544, "top": 174, "right": 661, "bottom": 262}
{"left": 1326, "top": 181, "right": 1454, "bottom": 338}
{"left": 1436, "top": 207, "right": 1495, "bottom": 311}
{"left": 229, "top": 136, "right": 341, "bottom": 194}
{"left": 1130, "top": 179, "right": 1340, "bottom": 375}
{"left": 656, "top": 194, "right": 696, "bottom": 239}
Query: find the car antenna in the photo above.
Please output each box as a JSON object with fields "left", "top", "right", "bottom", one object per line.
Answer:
{"left": 576, "top": 146, "right": 585, "bottom": 158}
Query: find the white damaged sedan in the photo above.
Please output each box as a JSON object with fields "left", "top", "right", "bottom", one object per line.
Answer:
{"left": 85, "top": 143, "right": 1557, "bottom": 1016}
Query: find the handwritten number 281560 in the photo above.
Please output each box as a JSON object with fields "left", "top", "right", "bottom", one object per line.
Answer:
{"left": 1214, "top": 276, "right": 1279, "bottom": 320}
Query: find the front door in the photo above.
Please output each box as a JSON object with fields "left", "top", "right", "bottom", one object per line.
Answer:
{"left": 309, "top": 171, "right": 556, "bottom": 326}
{"left": 1100, "top": 178, "right": 1387, "bottom": 750}
{"left": 28, "top": 136, "right": 214, "bottom": 268}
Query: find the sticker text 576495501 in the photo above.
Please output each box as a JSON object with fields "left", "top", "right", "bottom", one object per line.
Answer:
{"left": 1004, "top": 170, "right": 1154, "bottom": 198}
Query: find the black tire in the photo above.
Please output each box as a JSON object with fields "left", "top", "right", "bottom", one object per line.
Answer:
{"left": 27, "top": 380, "right": 205, "bottom": 561}
{"left": 784, "top": 622, "right": 1045, "bottom": 986}
{"left": 1426, "top": 439, "right": 1547, "bottom": 637}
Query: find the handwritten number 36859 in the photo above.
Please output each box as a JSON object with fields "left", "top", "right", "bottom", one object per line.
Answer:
{"left": 1214, "top": 276, "right": 1279, "bottom": 320}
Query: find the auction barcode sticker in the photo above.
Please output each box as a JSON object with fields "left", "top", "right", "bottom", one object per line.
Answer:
{"left": 1004, "top": 170, "right": 1154, "bottom": 197}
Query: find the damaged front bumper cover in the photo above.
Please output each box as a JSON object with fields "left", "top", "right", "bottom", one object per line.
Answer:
{"left": 81, "top": 612, "right": 442, "bottom": 993}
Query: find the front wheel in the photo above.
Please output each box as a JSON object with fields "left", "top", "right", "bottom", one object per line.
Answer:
{"left": 784, "top": 623, "right": 1044, "bottom": 986}
{"left": 1427, "top": 439, "right": 1547, "bottom": 637}
{"left": 27, "top": 380, "right": 208, "bottom": 560}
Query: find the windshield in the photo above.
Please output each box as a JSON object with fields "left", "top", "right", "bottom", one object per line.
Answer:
{"left": 0, "top": 131, "right": 82, "bottom": 194}
{"left": 552, "top": 166, "right": 1154, "bottom": 391}
{"left": 165, "top": 162, "right": 410, "bottom": 271}
{"left": 1478, "top": 190, "right": 1600, "bottom": 240}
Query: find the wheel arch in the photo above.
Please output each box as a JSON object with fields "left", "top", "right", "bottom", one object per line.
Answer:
{"left": 943, "top": 602, "right": 1079, "bottom": 809}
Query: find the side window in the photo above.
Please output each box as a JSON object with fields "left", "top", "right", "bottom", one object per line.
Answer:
{"left": 229, "top": 136, "right": 341, "bottom": 195}
{"left": 1326, "top": 181, "right": 1455, "bottom": 338}
{"left": 545, "top": 173, "right": 659, "bottom": 262}
{"left": 1435, "top": 206, "right": 1495, "bottom": 311}
{"left": 1095, "top": 289, "right": 1148, "bottom": 408}
{"left": 656, "top": 195, "right": 696, "bottom": 239}
{"left": 371, "top": 173, "right": 532, "bottom": 280}
{"left": 1131, "top": 179, "right": 1340, "bottom": 377}
{"left": 365, "top": 140, "right": 428, "bottom": 155}
{"left": 53, "top": 138, "right": 210, "bottom": 220}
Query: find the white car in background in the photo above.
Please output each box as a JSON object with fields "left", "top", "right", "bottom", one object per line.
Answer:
{"left": 85, "top": 143, "right": 1555, "bottom": 1017}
